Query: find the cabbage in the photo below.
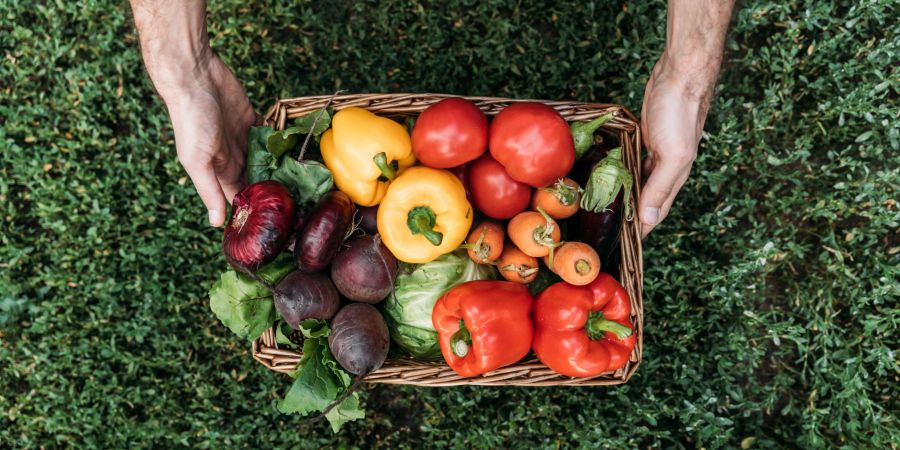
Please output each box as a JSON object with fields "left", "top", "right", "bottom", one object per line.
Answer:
{"left": 383, "top": 251, "right": 495, "bottom": 360}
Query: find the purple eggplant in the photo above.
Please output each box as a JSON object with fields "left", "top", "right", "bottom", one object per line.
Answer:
{"left": 294, "top": 191, "right": 355, "bottom": 272}
{"left": 576, "top": 190, "right": 623, "bottom": 270}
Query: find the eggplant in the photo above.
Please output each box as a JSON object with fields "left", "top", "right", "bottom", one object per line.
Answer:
{"left": 295, "top": 191, "right": 355, "bottom": 272}
{"left": 576, "top": 190, "right": 623, "bottom": 270}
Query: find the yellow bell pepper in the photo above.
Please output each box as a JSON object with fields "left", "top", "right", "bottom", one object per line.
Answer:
{"left": 377, "top": 166, "right": 473, "bottom": 263}
{"left": 321, "top": 107, "right": 416, "bottom": 206}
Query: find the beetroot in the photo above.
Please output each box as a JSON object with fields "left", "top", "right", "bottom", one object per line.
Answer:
{"left": 223, "top": 181, "right": 295, "bottom": 271}
{"left": 328, "top": 303, "right": 389, "bottom": 376}
{"left": 273, "top": 271, "right": 340, "bottom": 328}
{"left": 295, "top": 191, "right": 355, "bottom": 273}
{"left": 356, "top": 205, "right": 379, "bottom": 235}
{"left": 331, "top": 235, "right": 398, "bottom": 303}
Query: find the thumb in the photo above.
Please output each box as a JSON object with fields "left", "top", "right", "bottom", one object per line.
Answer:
{"left": 184, "top": 161, "right": 228, "bottom": 227}
{"left": 638, "top": 160, "right": 682, "bottom": 237}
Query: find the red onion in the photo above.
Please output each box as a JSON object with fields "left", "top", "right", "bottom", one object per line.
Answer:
{"left": 223, "top": 180, "right": 296, "bottom": 271}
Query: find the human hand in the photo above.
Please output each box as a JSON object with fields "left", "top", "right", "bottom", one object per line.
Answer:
{"left": 131, "top": 0, "right": 255, "bottom": 227}
{"left": 163, "top": 55, "right": 255, "bottom": 227}
{"left": 637, "top": 0, "right": 733, "bottom": 238}
{"left": 638, "top": 56, "right": 715, "bottom": 238}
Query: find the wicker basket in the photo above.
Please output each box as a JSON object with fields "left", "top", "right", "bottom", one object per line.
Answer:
{"left": 253, "top": 93, "right": 644, "bottom": 386}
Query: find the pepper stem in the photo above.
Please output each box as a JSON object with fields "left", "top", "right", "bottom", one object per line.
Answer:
{"left": 373, "top": 152, "right": 396, "bottom": 180}
{"left": 407, "top": 206, "right": 443, "bottom": 246}
{"left": 585, "top": 311, "right": 632, "bottom": 340}
{"left": 450, "top": 320, "right": 471, "bottom": 357}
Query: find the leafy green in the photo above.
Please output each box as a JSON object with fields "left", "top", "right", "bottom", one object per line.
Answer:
{"left": 249, "top": 119, "right": 334, "bottom": 206}
{"left": 298, "top": 318, "right": 330, "bottom": 338}
{"left": 384, "top": 251, "right": 496, "bottom": 359}
{"left": 265, "top": 130, "right": 300, "bottom": 159}
{"left": 275, "top": 320, "right": 303, "bottom": 348}
{"left": 277, "top": 339, "right": 339, "bottom": 414}
{"left": 270, "top": 158, "right": 333, "bottom": 207}
{"left": 207, "top": 255, "right": 294, "bottom": 341}
{"left": 293, "top": 108, "right": 332, "bottom": 137}
{"left": 276, "top": 320, "right": 364, "bottom": 432}
{"left": 247, "top": 126, "right": 278, "bottom": 183}
{"left": 266, "top": 108, "right": 332, "bottom": 158}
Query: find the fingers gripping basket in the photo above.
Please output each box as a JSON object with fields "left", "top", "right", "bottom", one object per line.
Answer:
{"left": 254, "top": 93, "right": 644, "bottom": 386}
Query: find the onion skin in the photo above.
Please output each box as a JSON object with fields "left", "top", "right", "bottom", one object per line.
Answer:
{"left": 295, "top": 191, "right": 355, "bottom": 273}
{"left": 328, "top": 303, "right": 390, "bottom": 376}
{"left": 331, "top": 235, "right": 398, "bottom": 303}
{"left": 273, "top": 271, "right": 340, "bottom": 327}
{"left": 223, "top": 181, "right": 295, "bottom": 271}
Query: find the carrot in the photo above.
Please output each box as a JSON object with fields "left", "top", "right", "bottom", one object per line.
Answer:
{"left": 531, "top": 178, "right": 582, "bottom": 219}
{"left": 549, "top": 242, "right": 600, "bottom": 286}
{"left": 507, "top": 207, "right": 561, "bottom": 258}
{"left": 496, "top": 243, "right": 539, "bottom": 284}
{"left": 462, "top": 221, "right": 505, "bottom": 264}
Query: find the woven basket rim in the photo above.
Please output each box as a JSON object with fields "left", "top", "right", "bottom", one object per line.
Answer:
{"left": 253, "top": 93, "right": 644, "bottom": 387}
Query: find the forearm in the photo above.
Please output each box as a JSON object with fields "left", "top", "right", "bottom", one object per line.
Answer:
{"left": 659, "top": 0, "right": 735, "bottom": 97}
{"left": 129, "top": 0, "right": 212, "bottom": 106}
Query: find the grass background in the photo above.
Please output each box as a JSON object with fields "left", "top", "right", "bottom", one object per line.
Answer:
{"left": 1, "top": 0, "right": 898, "bottom": 448}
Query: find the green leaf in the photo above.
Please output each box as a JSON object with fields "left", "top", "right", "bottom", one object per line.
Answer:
{"left": 256, "top": 253, "right": 298, "bottom": 284}
{"left": 293, "top": 108, "right": 332, "bottom": 137}
{"left": 321, "top": 346, "right": 365, "bottom": 432}
{"left": 299, "top": 319, "right": 330, "bottom": 339}
{"left": 266, "top": 127, "right": 302, "bottom": 159}
{"left": 275, "top": 320, "right": 300, "bottom": 348}
{"left": 278, "top": 338, "right": 340, "bottom": 415}
{"left": 207, "top": 255, "right": 294, "bottom": 341}
{"left": 247, "top": 126, "right": 277, "bottom": 183}
{"left": 277, "top": 319, "right": 364, "bottom": 431}
{"left": 266, "top": 109, "right": 331, "bottom": 158}
{"left": 324, "top": 388, "right": 364, "bottom": 432}
{"left": 271, "top": 158, "right": 334, "bottom": 206}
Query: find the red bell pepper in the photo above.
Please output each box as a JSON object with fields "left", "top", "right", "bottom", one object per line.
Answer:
{"left": 488, "top": 102, "right": 575, "bottom": 187}
{"left": 532, "top": 273, "right": 636, "bottom": 377}
{"left": 432, "top": 280, "right": 533, "bottom": 377}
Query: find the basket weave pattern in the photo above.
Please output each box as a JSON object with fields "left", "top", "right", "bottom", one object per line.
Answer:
{"left": 254, "top": 93, "right": 644, "bottom": 386}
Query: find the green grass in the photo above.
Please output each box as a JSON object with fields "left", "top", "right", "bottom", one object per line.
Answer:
{"left": 1, "top": 0, "right": 898, "bottom": 448}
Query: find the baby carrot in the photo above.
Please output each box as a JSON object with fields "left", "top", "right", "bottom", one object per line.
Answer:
{"left": 463, "top": 221, "right": 505, "bottom": 264}
{"left": 531, "top": 178, "right": 582, "bottom": 219}
{"left": 496, "top": 243, "right": 539, "bottom": 284}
